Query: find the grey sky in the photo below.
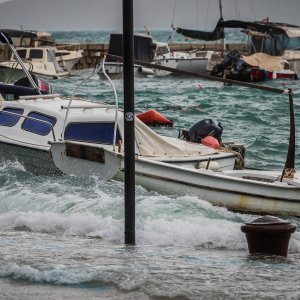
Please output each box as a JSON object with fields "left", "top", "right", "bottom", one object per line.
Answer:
{"left": 0, "top": 0, "right": 299, "bottom": 31}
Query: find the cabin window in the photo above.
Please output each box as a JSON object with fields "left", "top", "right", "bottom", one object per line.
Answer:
{"left": 287, "top": 37, "right": 300, "bottom": 50}
{"left": 0, "top": 107, "right": 24, "bottom": 126}
{"left": 64, "top": 122, "right": 120, "bottom": 144}
{"left": 55, "top": 51, "right": 69, "bottom": 57}
{"left": 156, "top": 46, "right": 169, "bottom": 55}
{"left": 15, "top": 49, "right": 27, "bottom": 59}
{"left": 22, "top": 112, "right": 56, "bottom": 136}
{"left": 29, "top": 49, "right": 43, "bottom": 59}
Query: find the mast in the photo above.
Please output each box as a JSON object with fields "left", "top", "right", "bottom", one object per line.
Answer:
{"left": 218, "top": 0, "right": 225, "bottom": 51}
{"left": 219, "top": 0, "right": 223, "bottom": 19}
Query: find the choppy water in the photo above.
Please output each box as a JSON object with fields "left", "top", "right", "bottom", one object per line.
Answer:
{"left": 1, "top": 31, "right": 300, "bottom": 299}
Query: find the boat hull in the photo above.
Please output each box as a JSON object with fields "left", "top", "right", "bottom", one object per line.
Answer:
{"left": 0, "top": 63, "right": 69, "bottom": 81}
{"left": 50, "top": 143, "right": 300, "bottom": 216}
{"left": 129, "top": 159, "right": 300, "bottom": 216}
{"left": 50, "top": 142, "right": 123, "bottom": 179}
{"left": 0, "top": 142, "right": 60, "bottom": 175}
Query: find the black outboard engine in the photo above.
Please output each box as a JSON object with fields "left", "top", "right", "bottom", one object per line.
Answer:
{"left": 188, "top": 119, "right": 223, "bottom": 143}
{"left": 211, "top": 50, "right": 241, "bottom": 77}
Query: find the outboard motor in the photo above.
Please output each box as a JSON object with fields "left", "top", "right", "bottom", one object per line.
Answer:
{"left": 211, "top": 50, "right": 241, "bottom": 77}
{"left": 14, "top": 74, "right": 53, "bottom": 95}
{"left": 188, "top": 119, "right": 223, "bottom": 143}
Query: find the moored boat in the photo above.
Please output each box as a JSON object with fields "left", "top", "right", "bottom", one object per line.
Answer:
{"left": 99, "top": 33, "right": 214, "bottom": 78}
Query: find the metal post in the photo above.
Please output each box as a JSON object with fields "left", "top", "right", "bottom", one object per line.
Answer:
{"left": 123, "top": 0, "right": 135, "bottom": 244}
{"left": 280, "top": 88, "right": 296, "bottom": 181}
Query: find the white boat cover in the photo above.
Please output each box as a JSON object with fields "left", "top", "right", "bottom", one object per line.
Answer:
{"left": 283, "top": 50, "right": 300, "bottom": 60}
{"left": 241, "top": 53, "right": 285, "bottom": 72}
{"left": 134, "top": 117, "right": 218, "bottom": 157}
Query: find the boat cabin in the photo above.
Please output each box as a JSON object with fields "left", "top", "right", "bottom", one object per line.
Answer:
{"left": 218, "top": 20, "right": 300, "bottom": 56}
{"left": 107, "top": 33, "right": 157, "bottom": 62}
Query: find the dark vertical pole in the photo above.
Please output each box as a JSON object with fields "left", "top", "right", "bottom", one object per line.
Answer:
{"left": 281, "top": 88, "right": 296, "bottom": 181}
{"left": 123, "top": 0, "right": 135, "bottom": 244}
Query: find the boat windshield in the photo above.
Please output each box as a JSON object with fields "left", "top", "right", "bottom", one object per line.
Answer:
{"left": 64, "top": 122, "right": 121, "bottom": 145}
{"left": 249, "top": 34, "right": 300, "bottom": 55}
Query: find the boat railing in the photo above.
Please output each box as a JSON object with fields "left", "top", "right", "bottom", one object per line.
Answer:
{"left": 0, "top": 32, "right": 41, "bottom": 93}
{"left": 61, "top": 59, "right": 104, "bottom": 141}
{"left": 101, "top": 55, "right": 119, "bottom": 152}
{"left": 60, "top": 104, "right": 116, "bottom": 110}
{"left": 61, "top": 54, "right": 120, "bottom": 152}
{"left": 1, "top": 110, "right": 56, "bottom": 141}
{"left": 19, "top": 94, "right": 61, "bottom": 100}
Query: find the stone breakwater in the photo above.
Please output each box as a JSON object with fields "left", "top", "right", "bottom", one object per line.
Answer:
{"left": 0, "top": 42, "right": 246, "bottom": 70}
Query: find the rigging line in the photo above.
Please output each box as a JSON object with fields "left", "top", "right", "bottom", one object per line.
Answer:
{"left": 227, "top": 0, "right": 234, "bottom": 19}
{"left": 231, "top": 0, "right": 240, "bottom": 19}
{"left": 235, "top": 0, "right": 241, "bottom": 19}
{"left": 170, "top": 0, "right": 177, "bottom": 29}
{"left": 196, "top": 0, "right": 199, "bottom": 29}
{"left": 248, "top": 0, "right": 256, "bottom": 20}
{"left": 204, "top": 0, "right": 211, "bottom": 29}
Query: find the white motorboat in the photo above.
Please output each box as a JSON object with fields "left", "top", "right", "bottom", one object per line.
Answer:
{"left": 99, "top": 33, "right": 214, "bottom": 78}
{"left": 0, "top": 92, "right": 239, "bottom": 175}
{"left": 0, "top": 46, "right": 70, "bottom": 82}
{"left": 0, "top": 28, "right": 83, "bottom": 73}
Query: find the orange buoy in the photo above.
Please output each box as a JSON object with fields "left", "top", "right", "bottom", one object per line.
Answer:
{"left": 201, "top": 136, "right": 220, "bottom": 149}
{"left": 137, "top": 109, "right": 174, "bottom": 127}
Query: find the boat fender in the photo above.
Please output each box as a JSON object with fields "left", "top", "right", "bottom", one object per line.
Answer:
{"left": 137, "top": 66, "right": 155, "bottom": 76}
{"left": 137, "top": 109, "right": 174, "bottom": 127}
{"left": 201, "top": 136, "right": 220, "bottom": 149}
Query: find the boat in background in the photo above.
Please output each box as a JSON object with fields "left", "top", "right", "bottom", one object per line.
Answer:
{"left": 0, "top": 46, "right": 70, "bottom": 81}
{"left": 216, "top": 20, "right": 300, "bottom": 75}
{"left": 0, "top": 31, "right": 53, "bottom": 103}
{"left": 0, "top": 28, "right": 83, "bottom": 77}
{"left": 99, "top": 33, "right": 216, "bottom": 78}
{"left": 55, "top": 48, "right": 83, "bottom": 72}
{"left": 211, "top": 50, "right": 298, "bottom": 82}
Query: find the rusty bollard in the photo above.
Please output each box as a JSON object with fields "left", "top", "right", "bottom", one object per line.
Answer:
{"left": 241, "top": 215, "right": 297, "bottom": 257}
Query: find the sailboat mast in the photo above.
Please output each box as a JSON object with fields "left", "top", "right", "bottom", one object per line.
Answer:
{"left": 218, "top": 0, "right": 225, "bottom": 51}
{"left": 219, "top": 0, "right": 223, "bottom": 19}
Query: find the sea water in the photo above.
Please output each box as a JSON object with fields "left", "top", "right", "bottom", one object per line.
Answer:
{"left": 0, "top": 30, "right": 300, "bottom": 299}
